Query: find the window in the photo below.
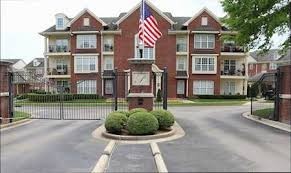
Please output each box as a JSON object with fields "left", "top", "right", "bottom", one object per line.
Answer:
{"left": 177, "top": 80, "right": 185, "bottom": 95}
{"left": 194, "top": 34, "right": 215, "bottom": 49}
{"left": 75, "top": 56, "right": 98, "bottom": 73}
{"left": 193, "top": 56, "right": 216, "bottom": 73}
{"left": 56, "top": 59, "right": 68, "bottom": 74}
{"left": 77, "top": 35, "right": 96, "bottom": 49}
{"left": 224, "top": 60, "right": 236, "bottom": 74}
{"left": 104, "top": 56, "right": 114, "bottom": 70}
{"left": 176, "top": 57, "right": 186, "bottom": 71}
{"left": 135, "top": 35, "right": 154, "bottom": 59}
{"left": 201, "top": 17, "right": 208, "bottom": 26}
{"left": 56, "top": 39, "right": 69, "bottom": 52}
{"left": 103, "top": 36, "right": 114, "bottom": 52}
{"left": 176, "top": 36, "right": 187, "bottom": 52}
{"left": 249, "top": 64, "right": 254, "bottom": 70}
{"left": 56, "top": 18, "right": 64, "bottom": 30}
{"left": 56, "top": 80, "right": 69, "bottom": 93}
{"left": 77, "top": 80, "right": 96, "bottom": 94}
{"left": 105, "top": 80, "right": 113, "bottom": 95}
{"left": 224, "top": 81, "right": 236, "bottom": 95}
{"left": 269, "top": 63, "right": 277, "bottom": 70}
{"left": 83, "top": 18, "right": 90, "bottom": 26}
{"left": 193, "top": 80, "right": 214, "bottom": 95}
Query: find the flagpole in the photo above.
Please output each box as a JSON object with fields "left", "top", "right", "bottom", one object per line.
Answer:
{"left": 142, "top": 0, "right": 145, "bottom": 59}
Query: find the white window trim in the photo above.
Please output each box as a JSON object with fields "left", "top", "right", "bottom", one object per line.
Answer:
{"left": 77, "top": 80, "right": 97, "bottom": 94}
{"left": 74, "top": 55, "right": 98, "bottom": 73}
{"left": 176, "top": 57, "right": 187, "bottom": 71}
{"left": 134, "top": 34, "right": 155, "bottom": 59}
{"left": 103, "top": 36, "right": 114, "bottom": 52}
{"left": 104, "top": 56, "right": 114, "bottom": 70}
{"left": 269, "top": 63, "right": 277, "bottom": 70}
{"left": 193, "top": 80, "right": 214, "bottom": 95}
{"left": 201, "top": 17, "right": 208, "bottom": 26}
{"left": 104, "top": 80, "right": 113, "bottom": 95}
{"left": 192, "top": 55, "right": 217, "bottom": 74}
{"left": 76, "top": 35, "right": 97, "bottom": 49}
{"left": 56, "top": 17, "right": 64, "bottom": 30}
{"left": 194, "top": 34, "right": 215, "bottom": 49}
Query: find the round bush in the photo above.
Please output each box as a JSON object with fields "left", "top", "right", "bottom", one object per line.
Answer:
{"left": 127, "top": 112, "right": 159, "bottom": 135}
{"left": 128, "top": 108, "right": 147, "bottom": 117}
{"left": 105, "top": 112, "right": 128, "bottom": 134}
{"left": 150, "top": 110, "right": 175, "bottom": 129}
{"left": 114, "top": 111, "right": 129, "bottom": 117}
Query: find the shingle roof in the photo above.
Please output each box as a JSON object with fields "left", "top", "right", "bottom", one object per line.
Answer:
{"left": 250, "top": 49, "right": 280, "bottom": 62}
{"left": 1, "top": 59, "right": 21, "bottom": 64}
{"left": 25, "top": 58, "right": 44, "bottom": 68}
{"left": 277, "top": 48, "right": 291, "bottom": 62}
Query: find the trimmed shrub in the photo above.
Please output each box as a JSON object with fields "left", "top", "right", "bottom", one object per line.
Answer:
{"left": 105, "top": 112, "right": 128, "bottom": 134}
{"left": 194, "top": 95, "right": 247, "bottom": 99}
{"left": 127, "top": 112, "right": 159, "bottom": 135}
{"left": 114, "top": 111, "right": 130, "bottom": 117}
{"left": 25, "top": 94, "right": 102, "bottom": 102}
{"left": 150, "top": 109, "right": 175, "bottom": 129}
{"left": 128, "top": 108, "right": 148, "bottom": 117}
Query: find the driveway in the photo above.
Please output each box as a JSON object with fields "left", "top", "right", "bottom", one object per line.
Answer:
{"left": 1, "top": 120, "right": 107, "bottom": 173}
{"left": 159, "top": 106, "right": 290, "bottom": 172}
{"left": 1, "top": 105, "right": 290, "bottom": 172}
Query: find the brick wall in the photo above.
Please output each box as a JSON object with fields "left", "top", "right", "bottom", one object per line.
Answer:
{"left": 278, "top": 65, "right": 291, "bottom": 124}
{"left": 0, "top": 63, "right": 11, "bottom": 124}
{"left": 187, "top": 11, "right": 221, "bottom": 96}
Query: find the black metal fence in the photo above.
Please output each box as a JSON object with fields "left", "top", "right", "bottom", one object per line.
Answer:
{"left": 4, "top": 68, "right": 168, "bottom": 121}
{"left": 249, "top": 71, "right": 279, "bottom": 120}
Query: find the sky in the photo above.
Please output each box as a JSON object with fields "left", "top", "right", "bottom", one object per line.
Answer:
{"left": 0, "top": 0, "right": 287, "bottom": 63}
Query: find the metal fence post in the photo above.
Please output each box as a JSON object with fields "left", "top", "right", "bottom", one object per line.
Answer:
{"left": 163, "top": 67, "right": 168, "bottom": 110}
{"left": 250, "top": 93, "right": 253, "bottom": 115}
{"left": 8, "top": 72, "right": 14, "bottom": 123}
{"left": 274, "top": 68, "right": 281, "bottom": 121}
{"left": 60, "top": 85, "right": 64, "bottom": 120}
{"left": 113, "top": 68, "right": 118, "bottom": 111}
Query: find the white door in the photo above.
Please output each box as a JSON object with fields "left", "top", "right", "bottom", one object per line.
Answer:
{"left": 177, "top": 80, "right": 185, "bottom": 95}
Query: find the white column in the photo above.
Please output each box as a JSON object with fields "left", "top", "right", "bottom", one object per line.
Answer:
{"left": 44, "top": 37, "right": 48, "bottom": 92}
{"left": 101, "top": 33, "right": 104, "bottom": 96}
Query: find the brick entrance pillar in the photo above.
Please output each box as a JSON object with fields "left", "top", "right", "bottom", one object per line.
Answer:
{"left": 127, "top": 59, "right": 154, "bottom": 111}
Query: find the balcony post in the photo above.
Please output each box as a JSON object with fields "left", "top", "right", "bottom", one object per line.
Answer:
{"left": 44, "top": 37, "right": 48, "bottom": 92}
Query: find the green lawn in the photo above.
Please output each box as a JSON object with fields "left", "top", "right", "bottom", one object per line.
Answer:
{"left": 13, "top": 111, "right": 30, "bottom": 122}
{"left": 253, "top": 108, "right": 274, "bottom": 119}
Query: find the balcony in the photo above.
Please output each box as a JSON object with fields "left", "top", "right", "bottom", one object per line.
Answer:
{"left": 176, "top": 44, "right": 187, "bottom": 55}
{"left": 47, "top": 67, "right": 71, "bottom": 78}
{"left": 103, "top": 44, "right": 114, "bottom": 54}
{"left": 46, "top": 45, "right": 70, "bottom": 56}
{"left": 221, "top": 44, "right": 245, "bottom": 56}
{"left": 220, "top": 69, "right": 246, "bottom": 79}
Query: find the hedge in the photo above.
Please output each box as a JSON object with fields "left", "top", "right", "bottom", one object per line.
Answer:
{"left": 128, "top": 108, "right": 148, "bottom": 117}
{"left": 193, "top": 95, "right": 247, "bottom": 99}
{"left": 151, "top": 109, "right": 175, "bottom": 129}
{"left": 127, "top": 112, "right": 159, "bottom": 135}
{"left": 105, "top": 112, "right": 128, "bottom": 134}
{"left": 24, "top": 94, "right": 102, "bottom": 102}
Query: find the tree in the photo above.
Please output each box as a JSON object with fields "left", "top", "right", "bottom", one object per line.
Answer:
{"left": 221, "top": 0, "right": 290, "bottom": 53}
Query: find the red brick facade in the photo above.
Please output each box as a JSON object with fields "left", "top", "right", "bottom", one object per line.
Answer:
{"left": 278, "top": 65, "right": 291, "bottom": 124}
{"left": 42, "top": 3, "right": 247, "bottom": 98}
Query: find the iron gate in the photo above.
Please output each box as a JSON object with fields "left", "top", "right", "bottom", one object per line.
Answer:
{"left": 9, "top": 68, "right": 168, "bottom": 120}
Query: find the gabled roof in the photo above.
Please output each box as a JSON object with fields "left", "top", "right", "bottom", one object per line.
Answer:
{"left": 67, "top": 8, "right": 107, "bottom": 27}
{"left": 1, "top": 59, "right": 22, "bottom": 64}
{"left": 183, "top": 7, "right": 221, "bottom": 26}
{"left": 250, "top": 49, "right": 280, "bottom": 62}
{"left": 277, "top": 48, "right": 291, "bottom": 62}
{"left": 115, "top": 0, "right": 175, "bottom": 25}
{"left": 25, "top": 58, "right": 44, "bottom": 68}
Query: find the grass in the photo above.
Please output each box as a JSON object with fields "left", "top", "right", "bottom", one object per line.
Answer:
{"left": 253, "top": 108, "right": 274, "bottom": 119}
{"left": 13, "top": 111, "right": 30, "bottom": 122}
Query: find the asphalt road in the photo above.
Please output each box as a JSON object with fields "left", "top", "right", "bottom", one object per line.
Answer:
{"left": 160, "top": 106, "right": 290, "bottom": 172}
{"left": 1, "top": 105, "right": 290, "bottom": 172}
{"left": 1, "top": 120, "right": 107, "bottom": 173}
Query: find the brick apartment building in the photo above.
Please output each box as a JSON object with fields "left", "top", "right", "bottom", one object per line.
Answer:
{"left": 40, "top": 1, "right": 248, "bottom": 98}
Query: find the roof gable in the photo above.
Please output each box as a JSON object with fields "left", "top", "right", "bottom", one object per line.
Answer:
{"left": 67, "top": 8, "right": 107, "bottom": 27}
{"left": 183, "top": 7, "right": 221, "bottom": 26}
{"left": 115, "top": 0, "right": 175, "bottom": 25}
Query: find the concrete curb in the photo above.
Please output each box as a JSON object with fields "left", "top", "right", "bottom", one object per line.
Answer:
{"left": 150, "top": 142, "right": 168, "bottom": 173}
{"left": 242, "top": 112, "right": 291, "bottom": 133}
{"left": 102, "top": 128, "right": 175, "bottom": 141}
{"left": 91, "top": 140, "right": 116, "bottom": 173}
{"left": 0, "top": 119, "right": 32, "bottom": 130}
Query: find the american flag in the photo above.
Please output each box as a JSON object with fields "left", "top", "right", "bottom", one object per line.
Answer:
{"left": 138, "top": 0, "right": 162, "bottom": 48}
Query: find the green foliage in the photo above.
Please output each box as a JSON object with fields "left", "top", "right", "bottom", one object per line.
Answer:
{"left": 114, "top": 111, "right": 130, "bottom": 117}
{"left": 221, "top": 0, "right": 290, "bottom": 52}
{"left": 105, "top": 112, "right": 128, "bottom": 134}
{"left": 193, "top": 95, "right": 247, "bottom": 99}
{"left": 128, "top": 108, "right": 148, "bottom": 116}
{"left": 127, "top": 112, "right": 159, "bottom": 135}
{"left": 150, "top": 109, "right": 175, "bottom": 129}
{"left": 156, "top": 89, "right": 162, "bottom": 102}
{"left": 250, "top": 84, "right": 260, "bottom": 97}
{"left": 25, "top": 94, "right": 101, "bottom": 102}
{"left": 253, "top": 108, "right": 274, "bottom": 119}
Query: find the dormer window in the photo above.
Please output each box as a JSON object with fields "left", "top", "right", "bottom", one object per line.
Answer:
{"left": 83, "top": 18, "right": 90, "bottom": 26}
{"left": 201, "top": 17, "right": 208, "bottom": 26}
{"left": 56, "top": 17, "right": 64, "bottom": 30}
